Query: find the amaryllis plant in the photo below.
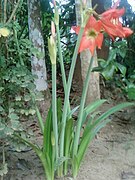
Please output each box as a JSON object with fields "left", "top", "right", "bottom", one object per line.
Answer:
{"left": 16, "top": 0, "right": 134, "bottom": 180}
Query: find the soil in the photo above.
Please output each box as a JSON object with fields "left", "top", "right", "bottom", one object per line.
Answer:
{"left": 1, "top": 89, "right": 135, "bottom": 180}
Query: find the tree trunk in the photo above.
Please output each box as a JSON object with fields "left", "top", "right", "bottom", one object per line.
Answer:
{"left": 27, "top": 0, "right": 48, "bottom": 92}
{"left": 74, "top": 0, "right": 100, "bottom": 105}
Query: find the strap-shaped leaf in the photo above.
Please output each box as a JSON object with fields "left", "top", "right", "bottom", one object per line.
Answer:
{"left": 92, "top": 119, "right": 111, "bottom": 139}
{"left": 67, "top": 105, "right": 80, "bottom": 119}
{"left": 77, "top": 126, "right": 93, "bottom": 170}
{"left": 92, "top": 102, "right": 134, "bottom": 128}
{"left": 82, "top": 99, "right": 106, "bottom": 124}
{"left": 57, "top": 98, "right": 63, "bottom": 124}
{"left": 72, "top": 155, "right": 79, "bottom": 178}
{"left": 43, "top": 106, "right": 52, "bottom": 156}
{"left": 64, "top": 118, "right": 74, "bottom": 174}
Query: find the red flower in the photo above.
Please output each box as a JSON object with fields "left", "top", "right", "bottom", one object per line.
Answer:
{"left": 100, "top": 18, "right": 126, "bottom": 39}
{"left": 101, "top": 8, "right": 125, "bottom": 21}
{"left": 100, "top": 0, "right": 133, "bottom": 38}
{"left": 72, "top": 16, "right": 103, "bottom": 55}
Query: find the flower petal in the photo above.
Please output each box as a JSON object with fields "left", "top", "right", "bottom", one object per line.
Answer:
{"left": 79, "top": 37, "right": 91, "bottom": 53}
{"left": 101, "top": 8, "right": 125, "bottom": 20}
{"left": 123, "top": 27, "right": 133, "bottom": 37}
{"left": 88, "top": 39, "right": 96, "bottom": 55}
{"left": 96, "top": 33, "right": 103, "bottom": 49}
{"left": 86, "top": 16, "right": 97, "bottom": 29}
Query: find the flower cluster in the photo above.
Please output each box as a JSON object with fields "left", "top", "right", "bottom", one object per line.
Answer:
{"left": 72, "top": 1, "right": 133, "bottom": 55}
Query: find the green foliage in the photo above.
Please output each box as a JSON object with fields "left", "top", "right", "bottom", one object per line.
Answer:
{"left": 0, "top": 1, "right": 43, "bottom": 152}
{"left": 0, "top": 163, "right": 8, "bottom": 176}
{"left": 96, "top": 37, "right": 135, "bottom": 100}
{"left": 96, "top": 41, "right": 127, "bottom": 80}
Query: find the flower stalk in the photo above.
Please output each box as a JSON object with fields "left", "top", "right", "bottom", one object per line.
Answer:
{"left": 52, "top": 63, "right": 59, "bottom": 160}
{"left": 59, "top": 26, "right": 84, "bottom": 161}
{"left": 73, "top": 52, "right": 94, "bottom": 156}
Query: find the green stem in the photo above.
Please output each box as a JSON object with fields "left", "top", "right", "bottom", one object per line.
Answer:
{"left": 52, "top": 64, "right": 59, "bottom": 160}
{"left": 35, "top": 106, "right": 44, "bottom": 134}
{"left": 4, "top": 0, "right": 7, "bottom": 23}
{"left": 6, "top": 0, "right": 21, "bottom": 24}
{"left": 73, "top": 54, "right": 94, "bottom": 156}
{"left": 13, "top": 27, "right": 24, "bottom": 66}
{"left": 30, "top": 92, "right": 44, "bottom": 134}
{"left": 59, "top": 27, "right": 84, "bottom": 162}
{"left": 56, "top": 25, "right": 71, "bottom": 115}
{"left": 56, "top": 25, "right": 67, "bottom": 94}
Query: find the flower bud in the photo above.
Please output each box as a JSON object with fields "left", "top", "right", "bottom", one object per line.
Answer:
{"left": 52, "top": 0, "right": 56, "bottom": 6}
{"left": 48, "top": 35, "right": 57, "bottom": 65}
{"left": 82, "top": 0, "right": 87, "bottom": 7}
{"left": 54, "top": 7, "right": 59, "bottom": 26}
{"left": 51, "top": 21, "right": 56, "bottom": 37}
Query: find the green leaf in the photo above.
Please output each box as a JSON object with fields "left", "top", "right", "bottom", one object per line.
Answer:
{"left": 0, "top": 163, "right": 8, "bottom": 176}
{"left": 0, "top": 87, "right": 4, "bottom": 91}
{"left": 57, "top": 98, "right": 63, "bottom": 124}
{"left": 82, "top": 99, "right": 106, "bottom": 124}
{"left": 64, "top": 118, "right": 73, "bottom": 174}
{"left": 108, "top": 49, "right": 117, "bottom": 61}
{"left": 15, "top": 96, "right": 22, "bottom": 101}
{"left": 92, "top": 102, "right": 134, "bottom": 129}
{"left": 8, "top": 113, "right": 19, "bottom": 120}
{"left": 92, "top": 119, "right": 111, "bottom": 138}
{"left": 43, "top": 106, "right": 52, "bottom": 156}
{"left": 115, "top": 62, "right": 126, "bottom": 76}
{"left": 72, "top": 155, "right": 79, "bottom": 178}
{"left": 118, "top": 49, "right": 126, "bottom": 58}
{"left": 102, "top": 64, "right": 115, "bottom": 80}
{"left": 5, "top": 127, "right": 14, "bottom": 135}
{"left": 0, "top": 106, "right": 4, "bottom": 112}
{"left": 55, "top": 156, "right": 69, "bottom": 170}
{"left": 67, "top": 105, "right": 80, "bottom": 119}
{"left": 29, "top": 109, "right": 36, "bottom": 115}
{"left": 127, "top": 87, "right": 135, "bottom": 100}
{"left": 0, "top": 123, "right": 5, "bottom": 131}
{"left": 11, "top": 120, "right": 20, "bottom": 130}
{"left": 77, "top": 120, "right": 93, "bottom": 168}
{"left": 98, "top": 59, "right": 108, "bottom": 68}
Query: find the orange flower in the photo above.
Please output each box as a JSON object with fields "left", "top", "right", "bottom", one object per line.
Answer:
{"left": 100, "top": 0, "right": 133, "bottom": 38}
{"left": 101, "top": 8, "right": 125, "bottom": 21}
{"left": 72, "top": 16, "right": 103, "bottom": 55}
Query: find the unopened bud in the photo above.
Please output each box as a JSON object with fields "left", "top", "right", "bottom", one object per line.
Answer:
{"left": 82, "top": 0, "right": 87, "bottom": 6}
{"left": 52, "top": 0, "right": 56, "bottom": 6}
{"left": 51, "top": 21, "right": 55, "bottom": 37}
{"left": 48, "top": 36, "right": 57, "bottom": 65}
{"left": 54, "top": 7, "right": 59, "bottom": 26}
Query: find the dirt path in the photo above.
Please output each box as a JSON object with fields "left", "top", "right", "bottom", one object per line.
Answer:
{"left": 2, "top": 104, "right": 135, "bottom": 180}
